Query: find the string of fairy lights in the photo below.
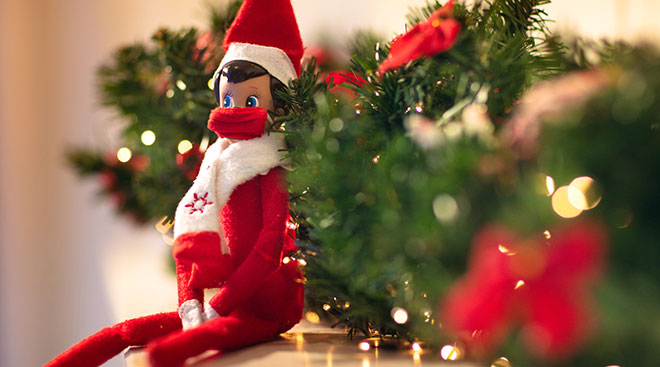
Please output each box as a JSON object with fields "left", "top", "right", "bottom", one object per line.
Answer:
{"left": 115, "top": 78, "right": 217, "bottom": 164}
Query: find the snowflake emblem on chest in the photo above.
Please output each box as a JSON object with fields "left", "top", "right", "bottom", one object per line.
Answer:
{"left": 185, "top": 192, "right": 214, "bottom": 215}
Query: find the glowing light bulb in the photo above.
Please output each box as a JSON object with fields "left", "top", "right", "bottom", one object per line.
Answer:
{"left": 305, "top": 311, "right": 320, "bottom": 324}
{"left": 141, "top": 130, "right": 156, "bottom": 146}
{"left": 391, "top": 307, "right": 409, "bottom": 324}
{"left": 412, "top": 342, "right": 422, "bottom": 352}
{"left": 359, "top": 342, "right": 370, "bottom": 351}
{"left": 117, "top": 147, "right": 132, "bottom": 162}
{"left": 440, "top": 345, "right": 461, "bottom": 360}
{"left": 282, "top": 257, "right": 290, "bottom": 264}
{"left": 178, "top": 140, "right": 193, "bottom": 154}
{"left": 176, "top": 80, "right": 187, "bottom": 90}
{"left": 322, "top": 304, "right": 331, "bottom": 311}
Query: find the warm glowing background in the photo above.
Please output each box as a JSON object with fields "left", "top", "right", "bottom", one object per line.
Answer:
{"left": 0, "top": 0, "right": 657, "bottom": 366}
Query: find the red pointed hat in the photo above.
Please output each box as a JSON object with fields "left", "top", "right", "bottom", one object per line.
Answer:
{"left": 215, "top": 0, "right": 303, "bottom": 85}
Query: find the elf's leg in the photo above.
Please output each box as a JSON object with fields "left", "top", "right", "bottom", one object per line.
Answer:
{"left": 44, "top": 311, "right": 181, "bottom": 367}
{"left": 147, "top": 309, "right": 279, "bottom": 367}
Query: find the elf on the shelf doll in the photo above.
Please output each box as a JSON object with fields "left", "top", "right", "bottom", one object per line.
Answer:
{"left": 45, "top": 1, "right": 304, "bottom": 366}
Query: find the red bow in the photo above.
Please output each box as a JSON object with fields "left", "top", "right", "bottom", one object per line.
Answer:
{"left": 325, "top": 71, "right": 366, "bottom": 98}
{"left": 377, "top": 0, "right": 460, "bottom": 74}
{"left": 441, "top": 221, "right": 607, "bottom": 359}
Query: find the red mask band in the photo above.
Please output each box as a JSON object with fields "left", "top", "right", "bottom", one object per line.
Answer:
{"left": 207, "top": 107, "right": 268, "bottom": 140}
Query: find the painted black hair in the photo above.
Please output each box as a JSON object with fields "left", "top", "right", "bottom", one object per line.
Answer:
{"left": 213, "top": 60, "right": 287, "bottom": 114}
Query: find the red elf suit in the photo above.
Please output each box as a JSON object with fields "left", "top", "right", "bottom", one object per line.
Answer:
{"left": 44, "top": 1, "right": 304, "bottom": 366}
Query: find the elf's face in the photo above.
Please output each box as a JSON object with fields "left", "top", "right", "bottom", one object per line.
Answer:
{"left": 218, "top": 74, "right": 274, "bottom": 111}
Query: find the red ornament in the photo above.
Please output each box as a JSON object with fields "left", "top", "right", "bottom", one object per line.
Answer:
{"left": 176, "top": 145, "right": 203, "bottom": 180}
{"left": 441, "top": 221, "right": 607, "bottom": 360}
{"left": 377, "top": 0, "right": 460, "bottom": 74}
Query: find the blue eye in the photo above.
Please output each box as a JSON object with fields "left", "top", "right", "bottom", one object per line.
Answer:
{"left": 245, "top": 96, "right": 259, "bottom": 107}
{"left": 222, "top": 95, "right": 232, "bottom": 108}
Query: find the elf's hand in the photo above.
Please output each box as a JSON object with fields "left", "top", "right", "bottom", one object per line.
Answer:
{"left": 178, "top": 299, "right": 204, "bottom": 330}
{"left": 173, "top": 232, "right": 234, "bottom": 289}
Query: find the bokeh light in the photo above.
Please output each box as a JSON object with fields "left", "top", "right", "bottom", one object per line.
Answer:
{"left": 359, "top": 342, "right": 371, "bottom": 351}
{"left": 141, "top": 130, "right": 156, "bottom": 146}
{"left": 178, "top": 140, "right": 193, "bottom": 154}
{"left": 391, "top": 307, "right": 409, "bottom": 324}
{"left": 545, "top": 175, "right": 556, "bottom": 196}
{"left": 440, "top": 344, "right": 461, "bottom": 360}
{"left": 305, "top": 311, "right": 320, "bottom": 324}
{"left": 433, "top": 194, "right": 459, "bottom": 223}
{"left": 567, "top": 176, "right": 601, "bottom": 210}
{"left": 176, "top": 79, "right": 187, "bottom": 90}
{"left": 116, "top": 147, "right": 132, "bottom": 162}
{"left": 551, "top": 186, "right": 583, "bottom": 218}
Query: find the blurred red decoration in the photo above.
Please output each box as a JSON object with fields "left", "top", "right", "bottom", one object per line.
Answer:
{"left": 303, "top": 45, "right": 332, "bottom": 68}
{"left": 325, "top": 71, "right": 366, "bottom": 98}
{"left": 377, "top": 0, "right": 460, "bottom": 74}
{"left": 193, "top": 31, "right": 220, "bottom": 73}
{"left": 441, "top": 221, "right": 607, "bottom": 360}
{"left": 153, "top": 71, "right": 172, "bottom": 96}
{"left": 177, "top": 145, "right": 204, "bottom": 180}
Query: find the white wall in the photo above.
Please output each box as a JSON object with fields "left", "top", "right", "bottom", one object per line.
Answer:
{"left": 0, "top": 1, "right": 657, "bottom": 367}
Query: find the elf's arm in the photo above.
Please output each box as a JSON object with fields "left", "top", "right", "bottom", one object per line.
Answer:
{"left": 172, "top": 231, "right": 224, "bottom": 305}
{"left": 208, "top": 167, "right": 289, "bottom": 316}
{"left": 172, "top": 231, "right": 234, "bottom": 329}
{"left": 171, "top": 140, "right": 233, "bottom": 328}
